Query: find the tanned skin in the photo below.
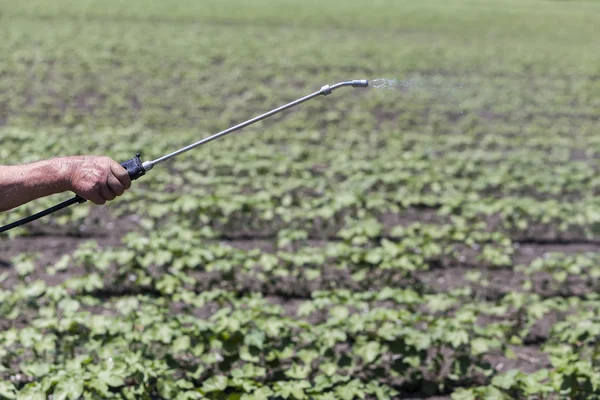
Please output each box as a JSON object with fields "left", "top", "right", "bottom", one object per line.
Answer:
{"left": 0, "top": 156, "right": 131, "bottom": 212}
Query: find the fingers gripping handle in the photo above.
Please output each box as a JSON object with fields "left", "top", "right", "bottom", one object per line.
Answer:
{"left": 0, "top": 153, "right": 146, "bottom": 233}
{"left": 73, "top": 153, "right": 146, "bottom": 204}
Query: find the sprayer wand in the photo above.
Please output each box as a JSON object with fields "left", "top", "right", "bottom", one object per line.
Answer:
{"left": 0, "top": 79, "right": 369, "bottom": 233}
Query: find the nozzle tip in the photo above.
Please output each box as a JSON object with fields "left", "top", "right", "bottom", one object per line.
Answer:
{"left": 352, "top": 79, "right": 369, "bottom": 87}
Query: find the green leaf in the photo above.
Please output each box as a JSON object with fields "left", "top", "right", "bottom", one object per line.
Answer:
{"left": 91, "top": 379, "right": 109, "bottom": 397}
{"left": 447, "top": 330, "right": 469, "bottom": 348}
{"left": 254, "top": 387, "right": 275, "bottom": 397}
{"left": 156, "top": 324, "right": 174, "bottom": 344}
{"left": 485, "top": 387, "right": 510, "bottom": 400}
{"left": 84, "top": 273, "right": 104, "bottom": 291}
{"left": 451, "top": 388, "right": 476, "bottom": 400}
{"left": 305, "top": 268, "right": 321, "bottom": 280}
{"left": 15, "top": 260, "right": 35, "bottom": 277}
{"left": 187, "top": 365, "right": 206, "bottom": 380}
{"left": 274, "top": 381, "right": 310, "bottom": 400}
{"left": 365, "top": 250, "right": 382, "bottom": 264}
{"left": 244, "top": 330, "right": 265, "bottom": 350}
{"left": 285, "top": 364, "right": 311, "bottom": 380}
{"left": 351, "top": 269, "right": 367, "bottom": 282}
{"left": 98, "top": 370, "right": 125, "bottom": 387}
{"left": 492, "top": 369, "right": 521, "bottom": 390}
{"left": 202, "top": 376, "right": 228, "bottom": 393}
{"left": 58, "top": 298, "right": 80, "bottom": 315}
{"left": 504, "top": 347, "right": 517, "bottom": 359}
{"left": 240, "top": 346, "right": 260, "bottom": 363}
{"left": 297, "top": 302, "right": 316, "bottom": 317}
{"left": 357, "top": 341, "right": 381, "bottom": 364}
{"left": 172, "top": 335, "right": 191, "bottom": 353}
{"left": 232, "top": 364, "right": 266, "bottom": 379}
{"left": 329, "top": 306, "right": 349, "bottom": 320}
{"left": 158, "top": 378, "right": 177, "bottom": 399}
{"left": 115, "top": 297, "right": 140, "bottom": 316}
{"left": 175, "top": 391, "right": 205, "bottom": 400}
{"left": 24, "top": 280, "right": 46, "bottom": 298}
{"left": 19, "top": 327, "right": 41, "bottom": 348}
{"left": 319, "top": 362, "right": 337, "bottom": 377}
{"left": 16, "top": 382, "right": 45, "bottom": 400}
{"left": 297, "top": 349, "right": 319, "bottom": 366}
{"left": 53, "top": 377, "right": 83, "bottom": 400}
{"left": 470, "top": 338, "right": 490, "bottom": 356}
{"left": 321, "top": 329, "right": 347, "bottom": 349}
{"left": 334, "top": 379, "right": 365, "bottom": 400}
{"left": 263, "top": 320, "right": 284, "bottom": 337}
{"left": 51, "top": 255, "right": 71, "bottom": 273}
{"left": 176, "top": 379, "right": 195, "bottom": 389}
{"left": 20, "top": 362, "right": 50, "bottom": 377}
{"left": 0, "top": 382, "right": 16, "bottom": 399}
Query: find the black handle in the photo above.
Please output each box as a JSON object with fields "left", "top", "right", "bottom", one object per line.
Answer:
{"left": 120, "top": 153, "right": 146, "bottom": 181}
{"left": 0, "top": 153, "right": 146, "bottom": 233}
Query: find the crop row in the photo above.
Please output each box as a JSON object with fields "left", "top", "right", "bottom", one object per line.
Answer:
{"left": 1, "top": 83, "right": 599, "bottom": 238}
{"left": 3, "top": 262, "right": 600, "bottom": 399}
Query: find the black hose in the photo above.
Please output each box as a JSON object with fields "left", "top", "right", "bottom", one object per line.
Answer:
{"left": 0, "top": 196, "right": 86, "bottom": 234}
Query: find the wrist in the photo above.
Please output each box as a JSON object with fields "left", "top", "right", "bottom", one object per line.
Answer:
{"left": 50, "top": 157, "right": 77, "bottom": 193}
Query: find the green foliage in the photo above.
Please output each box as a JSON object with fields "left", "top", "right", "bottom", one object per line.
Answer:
{"left": 1, "top": 0, "right": 600, "bottom": 398}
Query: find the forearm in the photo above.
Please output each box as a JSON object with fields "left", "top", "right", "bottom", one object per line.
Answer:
{"left": 0, "top": 155, "right": 131, "bottom": 211}
{"left": 0, "top": 158, "right": 72, "bottom": 212}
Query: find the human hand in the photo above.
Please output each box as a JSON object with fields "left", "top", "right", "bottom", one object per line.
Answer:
{"left": 64, "top": 156, "right": 132, "bottom": 205}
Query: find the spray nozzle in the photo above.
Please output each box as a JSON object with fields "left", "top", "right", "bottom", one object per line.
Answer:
{"left": 320, "top": 79, "right": 369, "bottom": 95}
{"left": 351, "top": 79, "right": 369, "bottom": 87}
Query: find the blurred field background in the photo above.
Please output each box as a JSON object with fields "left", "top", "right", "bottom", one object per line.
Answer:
{"left": 1, "top": 0, "right": 600, "bottom": 399}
